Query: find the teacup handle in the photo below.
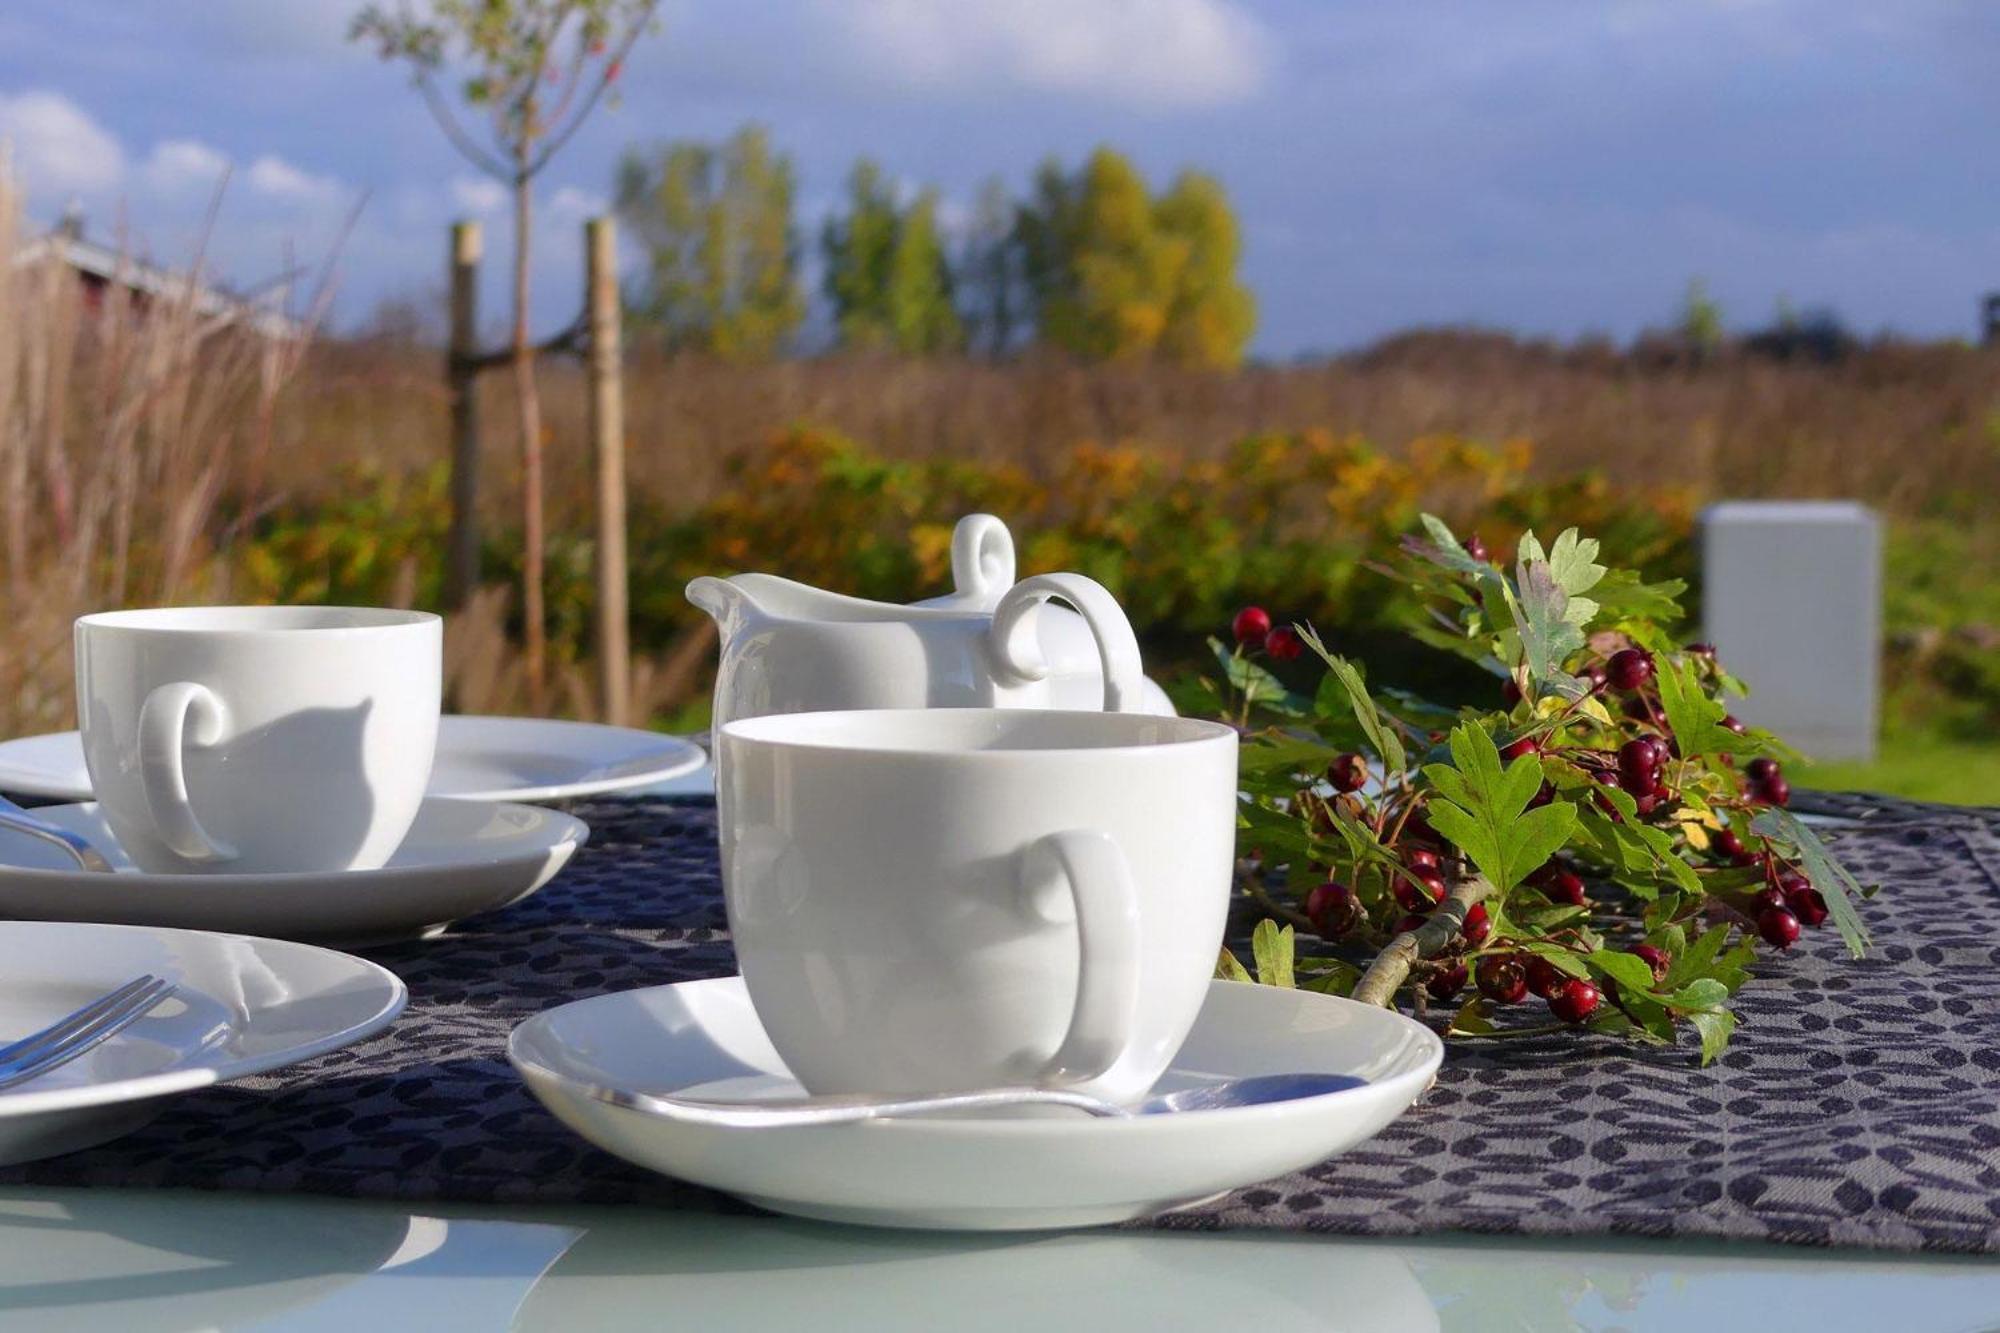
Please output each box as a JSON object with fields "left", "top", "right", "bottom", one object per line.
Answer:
{"left": 989, "top": 573, "right": 1144, "bottom": 712}
{"left": 137, "top": 681, "right": 238, "bottom": 865}
{"left": 1018, "top": 829, "right": 1141, "bottom": 1085}
{"left": 951, "top": 514, "right": 1016, "bottom": 604}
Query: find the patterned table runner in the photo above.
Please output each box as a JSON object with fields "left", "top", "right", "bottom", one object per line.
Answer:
{"left": 4, "top": 792, "right": 1998, "bottom": 1253}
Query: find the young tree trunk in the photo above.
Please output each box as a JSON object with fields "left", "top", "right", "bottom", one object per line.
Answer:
{"left": 512, "top": 169, "right": 548, "bottom": 712}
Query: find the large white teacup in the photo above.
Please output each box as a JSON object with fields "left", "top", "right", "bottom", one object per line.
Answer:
{"left": 74, "top": 606, "right": 441, "bottom": 875}
{"left": 719, "top": 708, "right": 1238, "bottom": 1105}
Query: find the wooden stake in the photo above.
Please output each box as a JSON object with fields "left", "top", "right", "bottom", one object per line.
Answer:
{"left": 586, "top": 216, "right": 630, "bottom": 726}
{"left": 445, "top": 220, "right": 482, "bottom": 610}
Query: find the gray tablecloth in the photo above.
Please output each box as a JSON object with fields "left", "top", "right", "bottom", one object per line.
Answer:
{"left": 3, "top": 792, "right": 1998, "bottom": 1254}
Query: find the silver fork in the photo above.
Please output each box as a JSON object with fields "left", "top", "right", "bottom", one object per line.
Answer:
{"left": 0, "top": 975, "right": 178, "bottom": 1091}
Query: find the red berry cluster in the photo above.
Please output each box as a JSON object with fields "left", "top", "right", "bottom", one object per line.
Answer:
{"left": 1744, "top": 755, "right": 1790, "bottom": 809}
{"left": 1232, "top": 605, "right": 1302, "bottom": 661}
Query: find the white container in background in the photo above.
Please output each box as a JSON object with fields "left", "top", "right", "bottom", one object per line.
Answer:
{"left": 1700, "top": 501, "right": 1880, "bottom": 761}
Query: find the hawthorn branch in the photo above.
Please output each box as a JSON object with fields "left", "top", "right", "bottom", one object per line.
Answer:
{"left": 1352, "top": 874, "right": 1493, "bottom": 1008}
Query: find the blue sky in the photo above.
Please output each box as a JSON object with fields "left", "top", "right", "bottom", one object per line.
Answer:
{"left": 2, "top": 1, "right": 1996, "bottom": 354}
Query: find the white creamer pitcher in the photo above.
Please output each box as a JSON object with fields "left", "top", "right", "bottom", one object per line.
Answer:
{"left": 686, "top": 515, "right": 1167, "bottom": 732}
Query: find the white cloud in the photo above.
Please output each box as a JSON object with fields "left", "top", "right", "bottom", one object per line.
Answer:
{"left": 450, "top": 176, "right": 507, "bottom": 216}
{"left": 246, "top": 153, "right": 342, "bottom": 205}
{"left": 548, "top": 185, "right": 608, "bottom": 224}
{"left": 0, "top": 90, "right": 125, "bottom": 195}
{"left": 141, "top": 139, "right": 231, "bottom": 195}
{"left": 822, "top": 0, "right": 1273, "bottom": 108}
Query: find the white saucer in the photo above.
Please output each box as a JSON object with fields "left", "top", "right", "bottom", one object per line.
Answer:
{"left": 0, "top": 799, "right": 587, "bottom": 945}
{"left": 510, "top": 976, "right": 1443, "bottom": 1231}
{"left": 0, "top": 920, "right": 406, "bottom": 1164}
{"left": 0, "top": 715, "right": 708, "bottom": 804}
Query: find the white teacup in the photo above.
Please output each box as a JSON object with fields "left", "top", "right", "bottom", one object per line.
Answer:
{"left": 718, "top": 708, "right": 1239, "bottom": 1105}
{"left": 74, "top": 606, "right": 441, "bottom": 875}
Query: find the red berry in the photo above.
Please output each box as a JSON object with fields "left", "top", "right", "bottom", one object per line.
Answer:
{"left": 1460, "top": 902, "right": 1490, "bottom": 948}
{"left": 1326, "top": 752, "right": 1368, "bottom": 793}
{"left": 1713, "top": 829, "right": 1746, "bottom": 859}
{"left": 1645, "top": 736, "right": 1675, "bottom": 768}
{"left": 1619, "top": 767, "right": 1657, "bottom": 797}
{"left": 1631, "top": 943, "right": 1670, "bottom": 982}
{"left": 1607, "top": 648, "right": 1654, "bottom": 691}
{"left": 1528, "top": 781, "right": 1555, "bottom": 808}
{"left": 1620, "top": 695, "right": 1653, "bottom": 721}
{"left": 1544, "top": 868, "right": 1587, "bottom": 906}
{"left": 1305, "top": 881, "right": 1361, "bottom": 938}
{"left": 1751, "top": 886, "right": 1787, "bottom": 915}
{"left": 1476, "top": 955, "right": 1529, "bottom": 1004}
{"left": 1580, "top": 663, "right": 1609, "bottom": 693}
{"left": 1758, "top": 906, "right": 1802, "bottom": 949}
{"left": 1499, "top": 735, "right": 1540, "bottom": 761}
{"left": 1548, "top": 977, "right": 1601, "bottom": 1024}
{"left": 1394, "top": 871, "right": 1441, "bottom": 911}
{"left": 1754, "top": 776, "right": 1791, "bottom": 808}
{"left": 1618, "top": 737, "right": 1660, "bottom": 779}
{"left": 1463, "top": 533, "right": 1490, "bottom": 562}
{"left": 1525, "top": 957, "right": 1566, "bottom": 998}
{"left": 1405, "top": 849, "right": 1440, "bottom": 872}
{"left": 1427, "top": 962, "right": 1469, "bottom": 1000}
{"left": 1686, "top": 641, "right": 1716, "bottom": 658}
{"left": 1786, "top": 885, "right": 1829, "bottom": 927}
{"left": 1231, "top": 606, "right": 1271, "bottom": 648}
{"left": 1632, "top": 792, "right": 1660, "bottom": 817}
{"left": 1501, "top": 678, "right": 1523, "bottom": 707}
{"left": 1393, "top": 912, "right": 1429, "bottom": 936}
{"left": 1746, "top": 757, "right": 1781, "bottom": 784}
{"left": 1265, "top": 626, "right": 1303, "bottom": 661}
{"left": 1721, "top": 714, "right": 1747, "bottom": 734}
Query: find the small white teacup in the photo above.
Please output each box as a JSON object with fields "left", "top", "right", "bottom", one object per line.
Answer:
{"left": 718, "top": 708, "right": 1239, "bottom": 1106}
{"left": 74, "top": 606, "right": 441, "bottom": 875}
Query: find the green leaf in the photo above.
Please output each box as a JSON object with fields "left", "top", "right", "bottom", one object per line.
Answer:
{"left": 1661, "top": 978, "right": 1730, "bottom": 1010}
{"left": 1591, "top": 569, "right": 1687, "bottom": 623}
{"left": 1539, "top": 528, "right": 1608, "bottom": 624}
{"left": 1510, "top": 555, "right": 1588, "bottom": 697}
{"left": 1251, "top": 918, "right": 1296, "bottom": 988}
{"left": 1423, "top": 725, "right": 1579, "bottom": 893}
{"left": 1406, "top": 512, "right": 1487, "bottom": 576}
{"left": 1296, "top": 628, "right": 1406, "bottom": 775}
{"left": 1656, "top": 656, "right": 1734, "bottom": 760}
{"left": 1589, "top": 948, "right": 1659, "bottom": 995}
{"left": 1214, "top": 947, "right": 1254, "bottom": 983}
{"left": 1751, "top": 808, "right": 1872, "bottom": 958}
{"left": 1689, "top": 1007, "right": 1737, "bottom": 1065}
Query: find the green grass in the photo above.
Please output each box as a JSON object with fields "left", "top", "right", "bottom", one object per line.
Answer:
{"left": 1799, "top": 734, "right": 2000, "bottom": 807}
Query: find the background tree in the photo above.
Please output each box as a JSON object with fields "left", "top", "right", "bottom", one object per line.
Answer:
{"left": 822, "top": 160, "right": 962, "bottom": 354}
{"left": 956, "top": 176, "right": 1024, "bottom": 357}
{"left": 616, "top": 125, "right": 804, "bottom": 359}
{"left": 1155, "top": 170, "right": 1256, "bottom": 368}
{"left": 352, "top": 0, "right": 656, "bottom": 710}
{"left": 1679, "top": 277, "right": 1725, "bottom": 365}
{"left": 1028, "top": 147, "right": 1187, "bottom": 360}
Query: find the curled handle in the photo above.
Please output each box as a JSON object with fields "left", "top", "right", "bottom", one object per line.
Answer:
{"left": 137, "top": 681, "right": 237, "bottom": 864}
{"left": 949, "top": 514, "right": 1017, "bottom": 605}
{"left": 1018, "top": 829, "right": 1141, "bottom": 1086}
{"left": 989, "top": 572, "right": 1145, "bottom": 712}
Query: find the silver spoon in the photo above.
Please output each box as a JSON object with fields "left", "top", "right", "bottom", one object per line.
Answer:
{"left": 582, "top": 1072, "right": 1368, "bottom": 1129}
{"left": 0, "top": 795, "right": 114, "bottom": 873}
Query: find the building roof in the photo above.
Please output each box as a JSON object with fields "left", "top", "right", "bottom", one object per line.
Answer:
{"left": 13, "top": 224, "right": 305, "bottom": 341}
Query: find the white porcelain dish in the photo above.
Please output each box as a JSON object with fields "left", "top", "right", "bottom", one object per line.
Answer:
{"left": 510, "top": 975, "right": 1443, "bottom": 1231}
{"left": 0, "top": 715, "right": 706, "bottom": 805}
{"left": 0, "top": 920, "right": 406, "bottom": 1165}
{"left": 0, "top": 799, "right": 586, "bottom": 945}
